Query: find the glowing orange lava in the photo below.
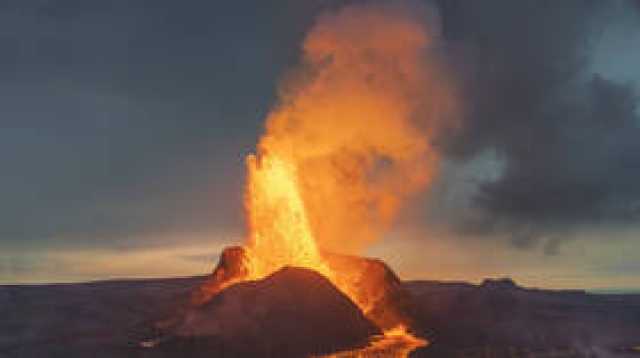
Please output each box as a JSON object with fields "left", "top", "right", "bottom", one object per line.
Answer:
{"left": 244, "top": 152, "right": 375, "bottom": 315}
{"left": 226, "top": 3, "right": 457, "bottom": 356}
{"left": 243, "top": 150, "right": 425, "bottom": 356}
{"left": 244, "top": 153, "right": 332, "bottom": 281}
{"left": 316, "top": 326, "right": 427, "bottom": 358}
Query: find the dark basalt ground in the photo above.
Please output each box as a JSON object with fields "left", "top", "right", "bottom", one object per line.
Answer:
{"left": 2, "top": 275, "right": 640, "bottom": 357}
{"left": 407, "top": 279, "right": 640, "bottom": 357}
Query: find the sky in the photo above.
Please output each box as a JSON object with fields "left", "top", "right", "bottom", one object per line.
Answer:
{"left": 1, "top": 0, "right": 639, "bottom": 289}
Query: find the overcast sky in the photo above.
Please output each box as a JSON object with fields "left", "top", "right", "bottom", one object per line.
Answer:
{"left": 1, "top": 0, "right": 639, "bottom": 288}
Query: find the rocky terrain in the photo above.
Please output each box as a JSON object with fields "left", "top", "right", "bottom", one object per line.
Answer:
{"left": 407, "top": 278, "right": 640, "bottom": 357}
{"left": 1, "top": 274, "right": 640, "bottom": 357}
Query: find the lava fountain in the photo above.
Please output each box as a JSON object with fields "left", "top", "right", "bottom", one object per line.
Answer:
{"left": 193, "top": 2, "right": 457, "bottom": 357}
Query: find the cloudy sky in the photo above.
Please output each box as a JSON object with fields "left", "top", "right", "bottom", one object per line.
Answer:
{"left": 1, "top": 0, "right": 639, "bottom": 289}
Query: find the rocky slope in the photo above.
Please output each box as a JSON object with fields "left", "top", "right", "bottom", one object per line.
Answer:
{"left": 164, "top": 267, "right": 379, "bottom": 357}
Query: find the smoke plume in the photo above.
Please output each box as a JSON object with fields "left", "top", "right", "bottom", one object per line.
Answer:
{"left": 251, "top": 1, "right": 457, "bottom": 254}
{"left": 433, "top": 0, "right": 640, "bottom": 250}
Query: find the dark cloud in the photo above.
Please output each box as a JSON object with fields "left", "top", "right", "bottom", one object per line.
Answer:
{"left": 0, "top": 0, "right": 344, "bottom": 249}
{"left": 1, "top": 0, "right": 639, "bottom": 256}
{"left": 432, "top": 0, "right": 640, "bottom": 249}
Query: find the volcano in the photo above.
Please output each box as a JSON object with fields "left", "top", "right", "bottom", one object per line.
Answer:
{"left": 171, "top": 267, "right": 378, "bottom": 357}
{"left": 147, "top": 4, "right": 454, "bottom": 356}
{"left": 148, "top": 246, "right": 426, "bottom": 357}
{"left": 192, "top": 246, "right": 417, "bottom": 331}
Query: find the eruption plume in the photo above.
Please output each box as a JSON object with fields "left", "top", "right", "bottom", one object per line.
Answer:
{"left": 245, "top": 1, "right": 457, "bottom": 271}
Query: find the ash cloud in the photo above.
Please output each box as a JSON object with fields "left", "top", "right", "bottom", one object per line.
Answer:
{"left": 431, "top": 0, "right": 640, "bottom": 249}
{"left": 0, "top": 0, "right": 316, "bottom": 249}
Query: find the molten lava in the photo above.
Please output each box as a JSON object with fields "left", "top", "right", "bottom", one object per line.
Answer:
{"left": 244, "top": 153, "right": 332, "bottom": 282}
{"left": 195, "top": 2, "right": 458, "bottom": 356}
{"left": 243, "top": 149, "right": 425, "bottom": 355}
{"left": 316, "top": 326, "right": 428, "bottom": 358}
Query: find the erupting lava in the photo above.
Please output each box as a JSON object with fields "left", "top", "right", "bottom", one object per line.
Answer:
{"left": 196, "top": 2, "right": 457, "bottom": 356}
{"left": 243, "top": 152, "right": 423, "bottom": 355}
{"left": 245, "top": 152, "right": 386, "bottom": 320}
{"left": 243, "top": 150, "right": 424, "bottom": 356}
{"left": 244, "top": 154, "right": 332, "bottom": 283}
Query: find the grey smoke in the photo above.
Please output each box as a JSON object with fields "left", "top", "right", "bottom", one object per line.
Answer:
{"left": 429, "top": 0, "right": 640, "bottom": 250}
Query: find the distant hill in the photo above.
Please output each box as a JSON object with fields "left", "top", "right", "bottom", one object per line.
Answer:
{"left": 588, "top": 288, "right": 640, "bottom": 295}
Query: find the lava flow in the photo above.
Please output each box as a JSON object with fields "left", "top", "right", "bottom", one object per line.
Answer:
{"left": 196, "top": 2, "right": 457, "bottom": 356}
